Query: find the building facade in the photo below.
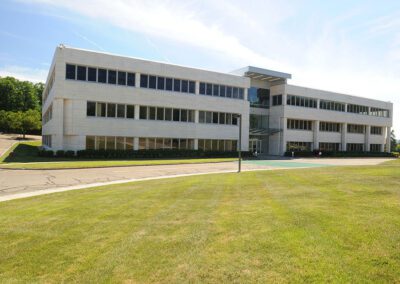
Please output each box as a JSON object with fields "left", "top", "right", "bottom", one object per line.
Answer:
{"left": 42, "top": 45, "right": 393, "bottom": 155}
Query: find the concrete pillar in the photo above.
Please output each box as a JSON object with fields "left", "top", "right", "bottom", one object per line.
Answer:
{"left": 135, "top": 73, "right": 140, "bottom": 88}
{"left": 386, "top": 127, "right": 391, "bottom": 152}
{"left": 280, "top": 117, "right": 287, "bottom": 155}
{"left": 133, "top": 137, "right": 139, "bottom": 150}
{"left": 344, "top": 103, "right": 348, "bottom": 112}
{"left": 195, "top": 81, "right": 200, "bottom": 95}
{"left": 313, "top": 120, "right": 319, "bottom": 150}
{"left": 244, "top": 88, "right": 248, "bottom": 101}
{"left": 316, "top": 98, "right": 320, "bottom": 109}
{"left": 365, "top": 125, "right": 370, "bottom": 152}
{"left": 52, "top": 98, "right": 64, "bottom": 151}
{"left": 194, "top": 139, "right": 199, "bottom": 150}
{"left": 134, "top": 105, "right": 140, "bottom": 120}
{"left": 194, "top": 110, "right": 199, "bottom": 123}
{"left": 341, "top": 123, "right": 347, "bottom": 151}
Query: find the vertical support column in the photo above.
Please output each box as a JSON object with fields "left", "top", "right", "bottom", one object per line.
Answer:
{"left": 135, "top": 73, "right": 140, "bottom": 88}
{"left": 280, "top": 117, "right": 287, "bottom": 155}
{"left": 244, "top": 88, "right": 248, "bottom": 101}
{"left": 365, "top": 125, "right": 370, "bottom": 152}
{"left": 386, "top": 127, "right": 391, "bottom": 153}
{"left": 134, "top": 105, "right": 140, "bottom": 120}
{"left": 133, "top": 137, "right": 139, "bottom": 150}
{"left": 316, "top": 98, "right": 320, "bottom": 109}
{"left": 194, "top": 139, "right": 199, "bottom": 150}
{"left": 341, "top": 123, "right": 347, "bottom": 151}
{"left": 313, "top": 120, "right": 319, "bottom": 150}
{"left": 194, "top": 110, "right": 199, "bottom": 123}
{"left": 195, "top": 81, "right": 200, "bottom": 95}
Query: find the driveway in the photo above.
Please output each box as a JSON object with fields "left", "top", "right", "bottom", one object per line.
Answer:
{"left": 0, "top": 157, "right": 392, "bottom": 201}
{"left": 0, "top": 134, "right": 41, "bottom": 156}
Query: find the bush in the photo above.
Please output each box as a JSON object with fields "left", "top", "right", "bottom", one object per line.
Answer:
{"left": 38, "top": 149, "right": 54, "bottom": 157}
{"left": 56, "top": 150, "right": 65, "bottom": 157}
{"left": 284, "top": 151, "right": 395, "bottom": 158}
{"left": 392, "top": 152, "right": 399, "bottom": 158}
{"left": 64, "top": 151, "right": 76, "bottom": 158}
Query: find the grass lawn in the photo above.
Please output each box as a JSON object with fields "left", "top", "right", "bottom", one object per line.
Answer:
{"left": 0, "top": 160, "right": 399, "bottom": 282}
{"left": 0, "top": 141, "right": 236, "bottom": 169}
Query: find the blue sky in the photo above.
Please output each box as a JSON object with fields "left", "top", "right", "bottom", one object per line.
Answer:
{"left": 0, "top": 0, "right": 399, "bottom": 134}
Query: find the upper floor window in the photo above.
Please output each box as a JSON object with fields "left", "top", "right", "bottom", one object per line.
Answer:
{"left": 108, "top": 70, "right": 117, "bottom": 84}
{"left": 370, "top": 107, "right": 389, "bottom": 118}
{"left": 199, "top": 81, "right": 244, "bottom": 100}
{"left": 370, "top": 126, "right": 382, "bottom": 135}
{"left": 320, "top": 100, "right": 345, "bottom": 112}
{"left": 66, "top": 64, "right": 76, "bottom": 79}
{"left": 77, "top": 66, "right": 86, "bottom": 81}
{"left": 347, "top": 104, "right": 369, "bottom": 115}
{"left": 272, "top": 95, "right": 282, "bottom": 106}
{"left": 287, "top": 119, "right": 312, "bottom": 131}
{"left": 118, "top": 71, "right": 126, "bottom": 85}
{"left": 98, "top": 69, "right": 107, "bottom": 83}
{"left": 88, "top": 67, "right": 97, "bottom": 82}
{"left": 248, "top": 87, "right": 270, "bottom": 108}
{"left": 287, "top": 95, "right": 317, "bottom": 108}
{"left": 319, "top": 121, "right": 340, "bottom": 132}
{"left": 347, "top": 124, "right": 365, "bottom": 134}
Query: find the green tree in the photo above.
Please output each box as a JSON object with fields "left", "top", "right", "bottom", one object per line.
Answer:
{"left": 34, "top": 82, "right": 44, "bottom": 108}
{"left": 7, "top": 110, "right": 41, "bottom": 139}
{"left": 0, "top": 77, "right": 40, "bottom": 112}
{"left": 391, "top": 130, "right": 397, "bottom": 152}
{"left": 0, "top": 110, "right": 11, "bottom": 132}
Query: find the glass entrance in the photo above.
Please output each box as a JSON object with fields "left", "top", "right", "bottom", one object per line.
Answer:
{"left": 249, "top": 139, "right": 262, "bottom": 153}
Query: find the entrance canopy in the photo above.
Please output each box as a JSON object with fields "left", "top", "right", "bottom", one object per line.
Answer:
{"left": 249, "top": 128, "right": 282, "bottom": 136}
{"left": 232, "top": 66, "right": 291, "bottom": 85}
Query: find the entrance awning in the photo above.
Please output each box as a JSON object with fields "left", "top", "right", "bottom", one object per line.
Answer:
{"left": 249, "top": 128, "right": 282, "bottom": 136}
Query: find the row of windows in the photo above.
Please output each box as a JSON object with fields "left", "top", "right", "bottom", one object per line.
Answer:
{"left": 199, "top": 111, "right": 238, "bottom": 125}
{"left": 42, "top": 135, "right": 52, "bottom": 148}
{"left": 347, "top": 104, "right": 369, "bottom": 115}
{"left": 319, "top": 122, "right": 341, "bottom": 132}
{"left": 272, "top": 95, "right": 283, "bottom": 106}
{"left": 43, "top": 104, "right": 52, "bottom": 124}
{"left": 43, "top": 67, "right": 55, "bottom": 103}
{"left": 140, "top": 74, "right": 195, "bottom": 94}
{"left": 138, "top": 137, "right": 194, "bottom": 150}
{"left": 66, "top": 64, "right": 135, "bottom": 86}
{"left": 319, "top": 100, "right": 345, "bottom": 112}
{"left": 370, "top": 107, "right": 389, "bottom": 117}
{"left": 287, "top": 142, "right": 313, "bottom": 151}
{"left": 287, "top": 95, "right": 317, "bottom": 108}
{"left": 198, "top": 139, "right": 238, "bottom": 151}
{"left": 199, "top": 82, "right": 244, "bottom": 100}
{"left": 347, "top": 143, "right": 364, "bottom": 152}
{"left": 86, "top": 136, "right": 134, "bottom": 150}
{"left": 370, "top": 126, "right": 382, "bottom": 135}
{"left": 370, "top": 144, "right": 382, "bottom": 152}
{"left": 139, "top": 106, "right": 195, "bottom": 123}
{"left": 87, "top": 101, "right": 135, "bottom": 119}
{"left": 347, "top": 124, "right": 365, "bottom": 134}
{"left": 319, "top": 143, "right": 341, "bottom": 151}
{"left": 287, "top": 119, "right": 313, "bottom": 131}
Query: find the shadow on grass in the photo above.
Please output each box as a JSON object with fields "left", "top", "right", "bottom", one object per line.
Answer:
{"left": 3, "top": 143, "right": 76, "bottom": 163}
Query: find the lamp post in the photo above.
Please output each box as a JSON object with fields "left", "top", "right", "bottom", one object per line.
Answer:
{"left": 234, "top": 114, "right": 242, "bottom": 173}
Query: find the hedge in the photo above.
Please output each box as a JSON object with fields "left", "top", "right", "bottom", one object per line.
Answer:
{"left": 284, "top": 150, "right": 396, "bottom": 158}
{"left": 38, "top": 149, "right": 251, "bottom": 159}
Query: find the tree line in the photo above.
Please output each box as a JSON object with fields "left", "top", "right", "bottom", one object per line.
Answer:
{"left": 0, "top": 76, "right": 44, "bottom": 138}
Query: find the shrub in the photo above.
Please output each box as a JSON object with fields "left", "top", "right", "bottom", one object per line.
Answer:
{"left": 56, "top": 150, "right": 65, "bottom": 157}
{"left": 64, "top": 151, "right": 76, "bottom": 157}
{"left": 38, "top": 149, "right": 54, "bottom": 157}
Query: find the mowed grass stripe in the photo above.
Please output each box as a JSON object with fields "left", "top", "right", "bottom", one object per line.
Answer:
{"left": 0, "top": 160, "right": 399, "bottom": 282}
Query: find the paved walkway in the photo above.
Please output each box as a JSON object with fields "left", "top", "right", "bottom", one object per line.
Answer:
{"left": 0, "top": 157, "right": 392, "bottom": 202}
{"left": 0, "top": 134, "right": 41, "bottom": 157}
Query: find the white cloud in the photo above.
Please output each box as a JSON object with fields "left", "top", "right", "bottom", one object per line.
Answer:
{"left": 0, "top": 65, "right": 48, "bottom": 82}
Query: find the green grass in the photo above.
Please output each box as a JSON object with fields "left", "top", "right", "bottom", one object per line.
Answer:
{"left": 0, "top": 160, "right": 399, "bottom": 282}
{"left": 0, "top": 141, "right": 236, "bottom": 169}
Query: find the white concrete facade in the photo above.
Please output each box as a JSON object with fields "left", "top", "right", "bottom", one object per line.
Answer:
{"left": 42, "top": 45, "right": 393, "bottom": 155}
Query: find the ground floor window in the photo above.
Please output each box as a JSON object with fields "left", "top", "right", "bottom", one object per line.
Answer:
{"left": 138, "top": 138, "right": 195, "bottom": 150}
{"left": 42, "top": 135, "right": 52, "bottom": 148}
{"left": 286, "top": 141, "right": 312, "bottom": 151}
{"left": 319, "top": 142, "right": 340, "bottom": 151}
{"left": 197, "top": 139, "right": 237, "bottom": 151}
{"left": 347, "top": 143, "right": 364, "bottom": 152}
{"left": 86, "top": 136, "right": 134, "bottom": 150}
{"left": 370, "top": 144, "right": 382, "bottom": 152}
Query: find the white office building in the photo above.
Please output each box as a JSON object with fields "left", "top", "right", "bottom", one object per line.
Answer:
{"left": 42, "top": 45, "right": 393, "bottom": 155}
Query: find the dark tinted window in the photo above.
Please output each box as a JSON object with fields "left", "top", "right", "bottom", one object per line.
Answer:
{"left": 181, "top": 80, "right": 188, "bottom": 93}
{"left": 66, "top": 64, "right": 76, "bottom": 79}
{"left": 220, "top": 85, "right": 226, "bottom": 97}
{"left": 213, "top": 85, "right": 219, "bottom": 96}
{"left": 87, "top": 101, "right": 96, "bottom": 116}
{"left": 165, "top": 108, "right": 172, "bottom": 120}
{"left": 238, "top": 88, "right": 244, "bottom": 99}
{"left": 117, "top": 104, "right": 125, "bottom": 118}
{"left": 118, "top": 71, "right": 126, "bottom": 85}
{"left": 219, "top": 113, "right": 225, "bottom": 124}
{"left": 206, "top": 83, "right": 212, "bottom": 95}
{"left": 189, "top": 81, "right": 195, "bottom": 94}
{"left": 140, "top": 106, "right": 147, "bottom": 119}
{"left": 157, "top": 77, "right": 165, "bottom": 90}
{"left": 149, "top": 107, "right": 156, "bottom": 120}
{"left": 127, "top": 73, "right": 135, "bottom": 86}
{"left": 226, "top": 86, "right": 232, "bottom": 98}
{"left": 107, "top": 103, "right": 116, "bottom": 117}
{"left": 157, "top": 107, "right": 164, "bottom": 120}
{"left": 166, "top": 78, "right": 173, "bottom": 91}
{"left": 149, "top": 75, "right": 156, "bottom": 89}
{"left": 232, "top": 87, "right": 238, "bottom": 98}
{"left": 88, "top": 67, "right": 97, "bottom": 82}
{"left": 213, "top": 112, "right": 219, "bottom": 124}
{"left": 173, "top": 109, "right": 180, "bottom": 121}
{"left": 174, "top": 79, "right": 181, "bottom": 92}
{"left": 199, "top": 82, "right": 206, "bottom": 95}
{"left": 98, "top": 69, "right": 107, "bottom": 83}
{"left": 140, "top": 74, "right": 148, "bottom": 87}
{"left": 126, "top": 105, "right": 135, "bottom": 118}
{"left": 180, "top": 109, "right": 187, "bottom": 122}
{"left": 77, "top": 66, "right": 86, "bottom": 81}
{"left": 108, "top": 70, "right": 116, "bottom": 84}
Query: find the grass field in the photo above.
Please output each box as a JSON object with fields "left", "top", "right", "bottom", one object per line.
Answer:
{"left": 0, "top": 141, "right": 236, "bottom": 169}
{"left": 0, "top": 159, "right": 399, "bottom": 282}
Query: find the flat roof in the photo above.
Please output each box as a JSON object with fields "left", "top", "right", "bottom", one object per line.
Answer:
{"left": 231, "top": 66, "right": 292, "bottom": 82}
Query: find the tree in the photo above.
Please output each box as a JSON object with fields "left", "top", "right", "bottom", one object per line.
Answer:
{"left": 34, "top": 82, "right": 44, "bottom": 108}
{"left": 7, "top": 110, "right": 41, "bottom": 139}
{"left": 0, "top": 77, "right": 40, "bottom": 112}
{"left": 0, "top": 110, "right": 11, "bottom": 132}
{"left": 391, "top": 130, "right": 397, "bottom": 152}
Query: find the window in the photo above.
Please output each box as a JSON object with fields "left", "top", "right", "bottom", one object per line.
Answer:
{"left": 149, "top": 107, "right": 156, "bottom": 120}
{"left": 139, "top": 138, "right": 146, "bottom": 150}
{"left": 189, "top": 81, "right": 195, "bottom": 94}
{"left": 98, "top": 69, "right": 107, "bottom": 83}
{"left": 117, "top": 104, "right": 125, "bottom": 118}
{"left": 126, "top": 105, "right": 135, "bottom": 119}
{"left": 370, "top": 144, "right": 381, "bottom": 152}
{"left": 287, "top": 119, "right": 312, "bottom": 131}
{"left": 347, "top": 104, "right": 369, "bottom": 115}
{"left": 157, "top": 107, "right": 164, "bottom": 120}
{"left": 238, "top": 88, "right": 244, "bottom": 99}
{"left": 174, "top": 79, "right": 181, "bottom": 92}
{"left": 181, "top": 80, "right": 188, "bottom": 93}
{"left": 233, "top": 87, "right": 238, "bottom": 99}
{"left": 166, "top": 78, "right": 173, "bottom": 91}
{"left": 347, "top": 143, "right": 364, "bottom": 152}
{"left": 140, "top": 106, "right": 147, "bottom": 119}
{"left": 116, "top": 137, "right": 125, "bottom": 150}
{"left": 96, "top": 103, "right": 106, "bottom": 117}
{"left": 319, "top": 122, "right": 340, "bottom": 132}
{"left": 180, "top": 109, "right": 187, "bottom": 122}
{"left": 347, "top": 124, "right": 365, "bottom": 134}
{"left": 188, "top": 110, "right": 194, "bottom": 122}
{"left": 371, "top": 126, "right": 382, "bottom": 135}
{"left": 173, "top": 109, "right": 180, "bottom": 121}
{"left": 66, "top": 64, "right": 76, "bottom": 79}
{"left": 165, "top": 108, "right": 172, "bottom": 121}
{"left": 219, "top": 113, "right": 225, "bottom": 125}
{"left": 106, "top": 136, "right": 115, "bottom": 150}
{"left": 157, "top": 77, "right": 165, "bottom": 90}
{"left": 319, "top": 100, "right": 345, "bottom": 112}
{"left": 213, "top": 85, "right": 219, "bottom": 96}
{"left": 127, "top": 73, "right": 135, "bottom": 86}
{"left": 220, "top": 85, "right": 226, "bottom": 97}
{"left": 370, "top": 107, "right": 389, "bottom": 117}
{"left": 88, "top": 67, "right": 97, "bottom": 82}
{"left": 287, "top": 95, "right": 317, "bottom": 108}
{"left": 126, "top": 137, "right": 133, "bottom": 150}
{"left": 319, "top": 143, "right": 340, "bottom": 151}
{"left": 206, "top": 83, "right": 212, "bottom": 96}
{"left": 206, "top": 111, "right": 212, "bottom": 123}
{"left": 226, "top": 86, "right": 232, "bottom": 98}
{"left": 212, "top": 112, "right": 219, "bottom": 124}
{"left": 149, "top": 75, "right": 156, "bottom": 89}
{"left": 87, "top": 101, "right": 96, "bottom": 116}
{"left": 140, "top": 74, "right": 148, "bottom": 88}
{"left": 86, "top": 136, "right": 95, "bottom": 150}
{"left": 108, "top": 70, "right": 116, "bottom": 84}
{"left": 272, "top": 95, "right": 282, "bottom": 106}
{"left": 96, "top": 136, "right": 106, "bottom": 150}
{"left": 199, "top": 82, "right": 206, "bottom": 95}
{"left": 199, "top": 111, "right": 205, "bottom": 123}
{"left": 248, "top": 87, "right": 270, "bottom": 108}
{"left": 286, "top": 141, "right": 312, "bottom": 151}
{"left": 118, "top": 71, "right": 126, "bottom": 85}
{"left": 107, "top": 103, "right": 116, "bottom": 117}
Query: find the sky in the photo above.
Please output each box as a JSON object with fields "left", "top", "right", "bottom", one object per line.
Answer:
{"left": 0, "top": 0, "right": 399, "bottom": 135}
